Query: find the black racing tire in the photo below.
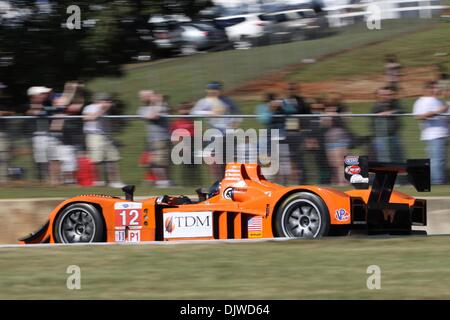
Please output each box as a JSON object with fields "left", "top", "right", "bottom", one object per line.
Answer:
{"left": 274, "top": 192, "right": 330, "bottom": 239}
{"left": 53, "top": 203, "right": 105, "bottom": 244}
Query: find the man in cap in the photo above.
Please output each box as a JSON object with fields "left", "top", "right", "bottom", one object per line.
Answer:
{"left": 190, "top": 81, "right": 241, "bottom": 180}
{"left": 83, "top": 93, "right": 124, "bottom": 188}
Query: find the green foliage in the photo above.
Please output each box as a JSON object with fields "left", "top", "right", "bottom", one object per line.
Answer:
{"left": 0, "top": 0, "right": 211, "bottom": 108}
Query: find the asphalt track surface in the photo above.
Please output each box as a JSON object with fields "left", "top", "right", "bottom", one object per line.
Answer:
{"left": 1, "top": 233, "right": 444, "bottom": 249}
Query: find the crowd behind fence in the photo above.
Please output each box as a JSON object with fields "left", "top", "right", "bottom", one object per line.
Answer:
{"left": 0, "top": 62, "right": 449, "bottom": 190}
{"left": 1, "top": 112, "right": 450, "bottom": 189}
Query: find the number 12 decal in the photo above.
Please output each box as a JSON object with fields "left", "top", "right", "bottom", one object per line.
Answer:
{"left": 114, "top": 203, "right": 142, "bottom": 227}
{"left": 118, "top": 209, "right": 140, "bottom": 226}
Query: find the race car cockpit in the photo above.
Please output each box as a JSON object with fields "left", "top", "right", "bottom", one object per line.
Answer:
{"left": 196, "top": 180, "right": 221, "bottom": 202}
{"left": 150, "top": 181, "right": 222, "bottom": 207}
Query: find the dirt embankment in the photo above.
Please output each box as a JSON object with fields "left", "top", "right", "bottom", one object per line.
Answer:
{"left": 229, "top": 65, "right": 438, "bottom": 103}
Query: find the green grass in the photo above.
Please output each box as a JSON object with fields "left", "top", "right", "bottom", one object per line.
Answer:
{"left": 287, "top": 19, "right": 450, "bottom": 82}
{"left": 2, "top": 236, "right": 450, "bottom": 299}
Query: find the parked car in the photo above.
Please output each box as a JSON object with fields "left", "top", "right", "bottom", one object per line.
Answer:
{"left": 214, "top": 13, "right": 271, "bottom": 49}
{"left": 260, "top": 8, "right": 328, "bottom": 43}
{"left": 178, "top": 22, "right": 229, "bottom": 54}
{"left": 149, "top": 14, "right": 228, "bottom": 56}
{"left": 148, "top": 15, "right": 189, "bottom": 55}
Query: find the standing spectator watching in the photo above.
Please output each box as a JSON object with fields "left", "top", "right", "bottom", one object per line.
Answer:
{"left": 436, "top": 64, "right": 449, "bottom": 101}
{"left": 215, "top": 81, "right": 241, "bottom": 126}
{"left": 60, "top": 81, "right": 87, "bottom": 184}
{"left": 26, "top": 86, "right": 53, "bottom": 183}
{"left": 283, "top": 82, "right": 311, "bottom": 184}
{"left": 413, "top": 81, "right": 449, "bottom": 185}
{"left": 307, "top": 97, "right": 331, "bottom": 184}
{"left": 371, "top": 86, "right": 404, "bottom": 162}
{"left": 46, "top": 95, "right": 67, "bottom": 185}
{"left": 385, "top": 54, "right": 403, "bottom": 91}
{"left": 191, "top": 82, "right": 235, "bottom": 180}
{"left": 0, "top": 83, "right": 13, "bottom": 184}
{"left": 138, "top": 90, "right": 171, "bottom": 188}
{"left": 83, "top": 93, "right": 124, "bottom": 188}
{"left": 256, "top": 93, "right": 294, "bottom": 184}
{"left": 322, "top": 93, "right": 351, "bottom": 185}
{"left": 170, "top": 102, "right": 195, "bottom": 187}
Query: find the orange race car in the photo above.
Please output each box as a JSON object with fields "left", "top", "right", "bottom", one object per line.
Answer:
{"left": 20, "top": 156, "right": 430, "bottom": 244}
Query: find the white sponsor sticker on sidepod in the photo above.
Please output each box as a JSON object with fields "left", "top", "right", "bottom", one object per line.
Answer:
{"left": 163, "top": 212, "right": 213, "bottom": 239}
{"left": 114, "top": 202, "right": 142, "bottom": 210}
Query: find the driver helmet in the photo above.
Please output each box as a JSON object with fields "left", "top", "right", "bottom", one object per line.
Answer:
{"left": 208, "top": 181, "right": 221, "bottom": 198}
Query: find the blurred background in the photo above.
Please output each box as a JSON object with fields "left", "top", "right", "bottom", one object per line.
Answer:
{"left": 0, "top": 0, "right": 449, "bottom": 198}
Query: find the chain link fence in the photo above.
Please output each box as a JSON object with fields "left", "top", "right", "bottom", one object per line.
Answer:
{"left": 0, "top": 113, "right": 448, "bottom": 192}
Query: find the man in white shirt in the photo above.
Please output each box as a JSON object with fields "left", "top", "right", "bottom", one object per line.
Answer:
{"left": 83, "top": 93, "right": 124, "bottom": 188}
{"left": 413, "top": 81, "right": 449, "bottom": 184}
{"left": 190, "top": 82, "right": 235, "bottom": 180}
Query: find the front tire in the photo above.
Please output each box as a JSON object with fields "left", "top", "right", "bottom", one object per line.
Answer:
{"left": 53, "top": 203, "right": 105, "bottom": 243}
{"left": 274, "top": 192, "right": 330, "bottom": 239}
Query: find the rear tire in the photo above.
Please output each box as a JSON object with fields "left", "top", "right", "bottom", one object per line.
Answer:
{"left": 274, "top": 192, "right": 330, "bottom": 239}
{"left": 54, "top": 203, "right": 105, "bottom": 243}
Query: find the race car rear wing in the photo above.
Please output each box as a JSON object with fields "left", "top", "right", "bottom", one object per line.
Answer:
{"left": 344, "top": 156, "right": 430, "bottom": 207}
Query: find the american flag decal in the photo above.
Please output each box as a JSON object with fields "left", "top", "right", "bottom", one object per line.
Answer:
{"left": 248, "top": 216, "right": 263, "bottom": 233}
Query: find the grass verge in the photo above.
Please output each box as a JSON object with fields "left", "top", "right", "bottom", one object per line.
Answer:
{"left": 1, "top": 236, "right": 450, "bottom": 299}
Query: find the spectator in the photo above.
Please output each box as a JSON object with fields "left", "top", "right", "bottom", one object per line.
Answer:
{"left": 256, "top": 93, "right": 294, "bottom": 184}
{"left": 138, "top": 90, "right": 171, "bottom": 188}
{"left": 46, "top": 94, "right": 67, "bottom": 185}
{"left": 371, "top": 86, "right": 404, "bottom": 162}
{"left": 26, "top": 86, "right": 54, "bottom": 182}
{"left": 83, "top": 93, "right": 124, "bottom": 188}
{"left": 215, "top": 81, "right": 241, "bottom": 124}
{"left": 60, "top": 81, "right": 87, "bottom": 184}
{"left": 307, "top": 96, "right": 331, "bottom": 184}
{"left": 283, "top": 81, "right": 311, "bottom": 184}
{"left": 191, "top": 82, "right": 236, "bottom": 180}
{"left": 413, "top": 81, "right": 449, "bottom": 185}
{"left": 216, "top": 81, "right": 242, "bottom": 165}
{"left": 170, "top": 102, "right": 195, "bottom": 187}
{"left": 322, "top": 93, "right": 350, "bottom": 185}
{"left": 385, "top": 54, "right": 403, "bottom": 91}
{"left": 0, "top": 83, "right": 13, "bottom": 184}
{"left": 436, "top": 63, "right": 449, "bottom": 100}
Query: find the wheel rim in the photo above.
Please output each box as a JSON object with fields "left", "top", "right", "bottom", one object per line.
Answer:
{"left": 58, "top": 208, "right": 96, "bottom": 243}
{"left": 281, "top": 199, "right": 322, "bottom": 238}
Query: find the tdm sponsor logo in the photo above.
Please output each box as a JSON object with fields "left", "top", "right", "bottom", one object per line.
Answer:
{"left": 165, "top": 215, "right": 211, "bottom": 233}
{"left": 164, "top": 212, "right": 213, "bottom": 239}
